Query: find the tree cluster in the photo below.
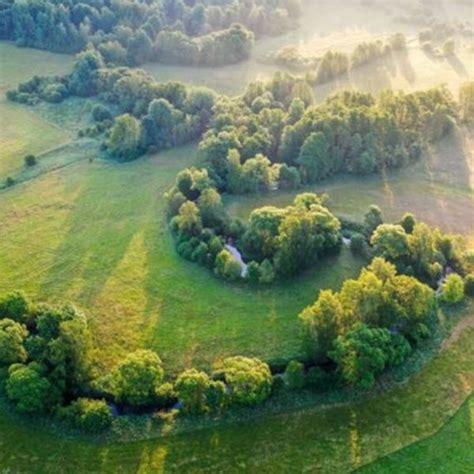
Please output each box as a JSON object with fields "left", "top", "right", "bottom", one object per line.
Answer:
{"left": 8, "top": 50, "right": 218, "bottom": 160}
{"left": 299, "top": 258, "right": 436, "bottom": 388}
{"left": 199, "top": 73, "right": 456, "bottom": 193}
{"left": 0, "top": 0, "right": 301, "bottom": 67}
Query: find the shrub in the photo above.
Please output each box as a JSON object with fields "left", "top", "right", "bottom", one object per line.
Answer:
{"left": 464, "top": 274, "right": 474, "bottom": 296}
{"left": 92, "top": 104, "right": 113, "bottom": 122}
{"left": 0, "top": 319, "right": 28, "bottom": 367}
{"left": 175, "top": 369, "right": 210, "bottom": 414}
{"left": 222, "top": 356, "right": 272, "bottom": 407}
{"left": 441, "top": 273, "right": 465, "bottom": 304}
{"left": 5, "top": 177, "right": 15, "bottom": 187}
{"left": 0, "top": 291, "right": 30, "bottom": 323}
{"left": 206, "top": 380, "right": 226, "bottom": 413}
{"left": 285, "top": 360, "right": 305, "bottom": 390}
{"left": 155, "top": 383, "right": 177, "bottom": 408}
{"left": 350, "top": 233, "right": 366, "bottom": 255}
{"left": 61, "top": 398, "right": 113, "bottom": 433}
{"left": 272, "top": 374, "right": 286, "bottom": 393}
{"left": 24, "top": 154, "right": 37, "bottom": 167}
{"left": 106, "top": 350, "right": 164, "bottom": 407}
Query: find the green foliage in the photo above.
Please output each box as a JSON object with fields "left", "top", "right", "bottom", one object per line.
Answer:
{"left": 464, "top": 274, "right": 474, "bottom": 296}
{"left": 155, "top": 383, "right": 177, "bottom": 409}
{"left": 106, "top": 350, "right": 164, "bottom": 407}
{"left": 330, "top": 324, "right": 411, "bottom": 389}
{"left": 214, "top": 250, "right": 242, "bottom": 281}
{"left": 441, "top": 274, "right": 465, "bottom": 304}
{"left": 60, "top": 398, "right": 113, "bottom": 433}
{"left": 175, "top": 369, "right": 211, "bottom": 414}
{"left": 0, "top": 291, "right": 30, "bottom": 324}
{"left": 350, "top": 233, "right": 366, "bottom": 255}
{"left": 371, "top": 224, "right": 410, "bottom": 260}
{"left": 0, "top": 319, "right": 28, "bottom": 367}
{"left": 24, "top": 154, "right": 37, "bottom": 167}
{"left": 222, "top": 356, "right": 272, "bottom": 407}
{"left": 300, "top": 257, "right": 435, "bottom": 373}
{"left": 400, "top": 212, "right": 416, "bottom": 234}
{"left": 285, "top": 360, "right": 305, "bottom": 390}
{"left": 459, "top": 82, "right": 474, "bottom": 123}
{"left": 107, "top": 114, "right": 141, "bottom": 161}
{"left": 92, "top": 104, "right": 112, "bottom": 122}
{"left": 6, "top": 363, "right": 60, "bottom": 414}
{"left": 364, "top": 205, "right": 384, "bottom": 236}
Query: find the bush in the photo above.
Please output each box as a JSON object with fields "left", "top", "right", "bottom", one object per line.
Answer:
{"left": 464, "top": 274, "right": 474, "bottom": 296}
{"left": 5, "top": 177, "right": 15, "bottom": 187}
{"left": 92, "top": 104, "right": 113, "bottom": 122}
{"left": 223, "top": 356, "right": 272, "bottom": 407}
{"left": 350, "top": 233, "right": 366, "bottom": 255}
{"left": 61, "top": 398, "right": 113, "bottom": 433}
{"left": 285, "top": 360, "right": 305, "bottom": 390}
{"left": 24, "top": 155, "right": 37, "bottom": 167}
{"left": 272, "top": 374, "right": 286, "bottom": 393}
{"left": 441, "top": 273, "right": 465, "bottom": 304}
{"left": 155, "top": 383, "right": 177, "bottom": 408}
{"left": 175, "top": 369, "right": 210, "bottom": 414}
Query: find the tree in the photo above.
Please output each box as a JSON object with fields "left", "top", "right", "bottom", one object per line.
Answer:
{"left": 108, "top": 114, "right": 141, "bottom": 160}
{"left": 214, "top": 249, "right": 242, "bottom": 281}
{"left": 299, "top": 289, "right": 343, "bottom": 360}
{"left": 364, "top": 205, "right": 384, "bottom": 236}
{"left": 222, "top": 356, "right": 272, "bottom": 406}
{"left": 173, "top": 201, "right": 203, "bottom": 237}
{"left": 400, "top": 212, "right": 416, "bottom": 234}
{"left": 441, "top": 274, "right": 465, "bottom": 304}
{"left": 61, "top": 398, "right": 113, "bottom": 433}
{"left": 464, "top": 274, "right": 474, "bottom": 296}
{"left": 330, "top": 324, "right": 410, "bottom": 389}
{"left": 24, "top": 154, "right": 37, "bottom": 167}
{"left": 206, "top": 380, "right": 226, "bottom": 413}
{"left": 371, "top": 224, "right": 409, "bottom": 261}
{"left": 6, "top": 363, "right": 60, "bottom": 414}
{"left": 285, "top": 360, "right": 305, "bottom": 390}
{"left": 107, "top": 350, "right": 164, "bottom": 407}
{"left": 0, "top": 291, "right": 30, "bottom": 323}
{"left": 0, "top": 319, "right": 28, "bottom": 367}
{"left": 297, "top": 132, "right": 331, "bottom": 183}
{"left": 197, "top": 188, "right": 225, "bottom": 229}
{"left": 175, "top": 369, "right": 210, "bottom": 414}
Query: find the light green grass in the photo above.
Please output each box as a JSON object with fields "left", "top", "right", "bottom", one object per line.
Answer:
{"left": 0, "top": 144, "right": 365, "bottom": 372}
{"left": 0, "top": 42, "right": 74, "bottom": 178}
{"left": 361, "top": 395, "right": 474, "bottom": 473}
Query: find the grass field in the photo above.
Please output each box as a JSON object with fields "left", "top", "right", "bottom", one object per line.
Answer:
{"left": 0, "top": 1, "right": 473, "bottom": 467}
{"left": 0, "top": 145, "right": 366, "bottom": 372}
{"left": 0, "top": 304, "right": 472, "bottom": 472}
{"left": 362, "top": 396, "right": 474, "bottom": 473}
{"left": 0, "top": 43, "right": 74, "bottom": 178}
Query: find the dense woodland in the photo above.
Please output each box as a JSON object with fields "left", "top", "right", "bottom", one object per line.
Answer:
{"left": 0, "top": 0, "right": 301, "bottom": 66}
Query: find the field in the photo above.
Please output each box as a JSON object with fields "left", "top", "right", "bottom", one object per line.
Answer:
{"left": 0, "top": 0, "right": 473, "bottom": 470}
{"left": 1, "top": 306, "right": 472, "bottom": 472}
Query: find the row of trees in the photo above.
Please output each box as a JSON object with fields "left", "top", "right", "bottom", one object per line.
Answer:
{"left": 0, "top": 0, "right": 300, "bottom": 66}
{"left": 0, "top": 291, "right": 276, "bottom": 430}
{"left": 8, "top": 50, "right": 218, "bottom": 160}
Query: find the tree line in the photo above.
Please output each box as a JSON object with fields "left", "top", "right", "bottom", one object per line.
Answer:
{"left": 2, "top": 247, "right": 472, "bottom": 432}
{"left": 0, "top": 0, "right": 301, "bottom": 66}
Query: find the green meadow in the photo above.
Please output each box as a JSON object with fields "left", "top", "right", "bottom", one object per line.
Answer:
{"left": 0, "top": 2, "right": 473, "bottom": 467}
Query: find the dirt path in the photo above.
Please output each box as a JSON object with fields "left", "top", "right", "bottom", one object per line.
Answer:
{"left": 441, "top": 313, "right": 474, "bottom": 351}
